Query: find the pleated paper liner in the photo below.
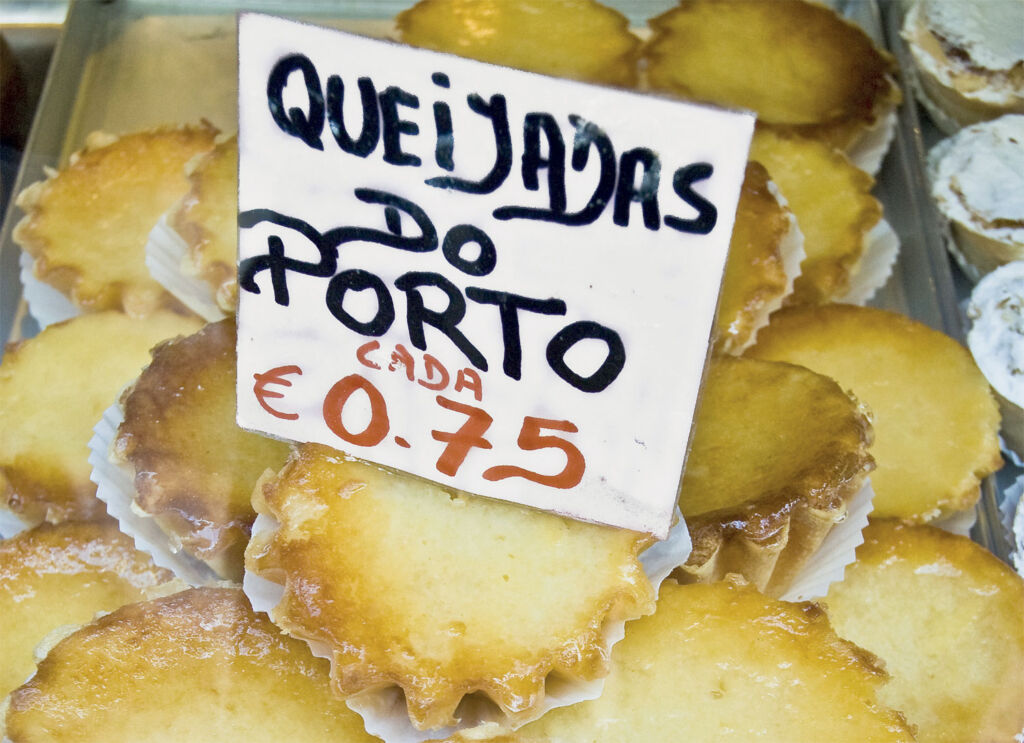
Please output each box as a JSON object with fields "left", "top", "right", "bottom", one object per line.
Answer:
{"left": 88, "top": 403, "right": 221, "bottom": 587}
{"left": 145, "top": 214, "right": 228, "bottom": 323}
{"left": 243, "top": 505, "right": 692, "bottom": 743}
{"left": 18, "top": 251, "right": 79, "bottom": 330}
{"left": 838, "top": 218, "right": 901, "bottom": 305}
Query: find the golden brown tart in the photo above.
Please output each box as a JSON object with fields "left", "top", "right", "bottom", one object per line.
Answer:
{"left": 645, "top": 0, "right": 900, "bottom": 155}
{"left": 168, "top": 135, "right": 238, "bottom": 314}
{"left": 2, "top": 587, "right": 378, "bottom": 742}
{"left": 245, "top": 444, "right": 657, "bottom": 732}
{"left": 677, "top": 356, "right": 874, "bottom": 596}
{"left": 0, "top": 521, "right": 174, "bottom": 700}
{"left": 824, "top": 519, "right": 1024, "bottom": 743}
{"left": 433, "top": 578, "right": 915, "bottom": 742}
{"left": 13, "top": 124, "right": 217, "bottom": 316}
{"left": 0, "top": 311, "right": 204, "bottom": 527}
{"left": 113, "top": 319, "right": 291, "bottom": 581}
{"left": 748, "top": 128, "right": 884, "bottom": 305}
{"left": 746, "top": 303, "right": 1003, "bottom": 522}
{"left": 397, "top": 0, "right": 640, "bottom": 86}
{"left": 713, "top": 161, "right": 802, "bottom": 354}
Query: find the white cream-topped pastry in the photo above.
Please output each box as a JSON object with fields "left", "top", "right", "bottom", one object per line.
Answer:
{"left": 968, "top": 260, "right": 1024, "bottom": 457}
{"left": 902, "top": 0, "right": 1024, "bottom": 133}
{"left": 928, "top": 114, "right": 1024, "bottom": 280}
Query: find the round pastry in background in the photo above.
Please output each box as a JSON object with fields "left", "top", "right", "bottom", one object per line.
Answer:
{"left": 967, "top": 260, "right": 1024, "bottom": 458}
{"left": 167, "top": 135, "right": 239, "bottom": 315}
{"left": 928, "top": 114, "right": 1024, "bottom": 281}
{"left": 487, "top": 578, "right": 915, "bottom": 742}
{"left": 0, "top": 521, "right": 175, "bottom": 702}
{"left": 901, "top": 0, "right": 1024, "bottom": 134}
{"left": 0, "top": 311, "right": 203, "bottom": 530}
{"left": 823, "top": 519, "right": 1024, "bottom": 743}
{"left": 746, "top": 303, "right": 1003, "bottom": 523}
{"left": 112, "top": 319, "right": 291, "bottom": 582}
{"left": 748, "top": 128, "right": 888, "bottom": 306}
{"left": 677, "top": 356, "right": 874, "bottom": 597}
{"left": 2, "top": 587, "right": 378, "bottom": 742}
{"left": 712, "top": 161, "right": 803, "bottom": 356}
{"left": 644, "top": 0, "right": 900, "bottom": 170}
{"left": 12, "top": 124, "right": 217, "bottom": 318}
{"left": 245, "top": 444, "right": 659, "bottom": 733}
{"left": 397, "top": 0, "right": 641, "bottom": 86}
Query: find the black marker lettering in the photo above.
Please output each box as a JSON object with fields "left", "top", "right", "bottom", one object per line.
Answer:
{"left": 466, "top": 288, "right": 567, "bottom": 380}
{"left": 442, "top": 224, "right": 496, "bottom": 277}
{"left": 431, "top": 72, "right": 454, "bottom": 171}
{"left": 426, "top": 93, "right": 511, "bottom": 194}
{"left": 394, "top": 272, "right": 487, "bottom": 370}
{"left": 546, "top": 321, "right": 625, "bottom": 393}
{"left": 614, "top": 148, "right": 661, "bottom": 229}
{"left": 266, "top": 54, "right": 325, "bottom": 150}
{"left": 325, "top": 269, "right": 395, "bottom": 336}
{"left": 379, "top": 86, "right": 421, "bottom": 167}
{"left": 664, "top": 162, "right": 717, "bottom": 235}
{"left": 325, "top": 75, "right": 379, "bottom": 157}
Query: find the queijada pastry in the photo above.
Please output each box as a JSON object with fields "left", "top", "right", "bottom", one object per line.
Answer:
{"left": 429, "top": 578, "right": 915, "bottom": 743}
{"left": 676, "top": 356, "right": 873, "bottom": 597}
{"left": 110, "top": 319, "right": 291, "bottom": 582}
{"left": 12, "top": 124, "right": 217, "bottom": 318}
{"left": 1, "top": 587, "right": 379, "bottom": 742}
{"left": 161, "top": 134, "right": 240, "bottom": 317}
{"left": 0, "top": 310, "right": 203, "bottom": 531}
{"left": 746, "top": 303, "right": 1003, "bottom": 523}
{"left": 396, "top": 0, "right": 641, "bottom": 87}
{"left": 0, "top": 521, "right": 176, "bottom": 700}
{"left": 244, "top": 445, "right": 686, "bottom": 735}
{"left": 901, "top": 0, "right": 1024, "bottom": 134}
{"left": 712, "top": 161, "right": 803, "bottom": 355}
{"left": 824, "top": 519, "right": 1024, "bottom": 743}
{"left": 644, "top": 0, "right": 900, "bottom": 173}
{"left": 967, "top": 260, "right": 1024, "bottom": 457}
{"left": 927, "top": 114, "right": 1024, "bottom": 281}
{"left": 747, "top": 128, "right": 893, "bottom": 306}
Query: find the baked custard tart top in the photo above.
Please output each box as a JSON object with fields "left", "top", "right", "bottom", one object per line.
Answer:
{"left": 446, "top": 578, "right": 914, "bottom": 743}
{"left": 0, "top": 521, "right": 173, "bottom": 700}
{"left": 13, "top": 124, "right": 217, "bottom": 316}
{"left": 749, "top": 127, "right": 883, "bottom": 305}
{"left": 245, "top": 444, "right": 656, "bottom": 731}
{"left": 677, "top": 356, "right": 873, "bottom": 594}
{"left": 0, "top": 311, "right": 203, "bottom": 526}
{"left": 114, "top": 319, "right": 291, "bottom": 581}
{"left": 3, "top": 587, "right": 377, "bottom": 743}
{"left": 645, "top": 0, "right": 899, "bottom": 150}
{"left": 713, "top": 161, "right": 800, "bottom": 355}
{"left": 169, "top": 135, "right": 239, "bottom": 314}
{"left": 397, "top": 0, "right": 641, "bottom": 86}
{"left": 824, "top": 519, "right": 1024, "bottom": 743}
{"left": 746, "top": 303, "right": 1003, "bottom": 522}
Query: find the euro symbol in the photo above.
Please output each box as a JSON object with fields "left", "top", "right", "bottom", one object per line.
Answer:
{"left": 253, "top": 365, "right": 303, "bottom": 421}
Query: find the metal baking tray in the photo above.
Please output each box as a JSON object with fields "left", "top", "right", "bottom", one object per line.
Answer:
{"left": 0, "top": 0, "right": 1011, "bottom": 561}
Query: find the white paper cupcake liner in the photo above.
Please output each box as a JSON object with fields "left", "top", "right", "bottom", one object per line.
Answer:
{"left": 0, "top": 507, "right": 32, "bottom": 540}
{"left": 1002, "top": 473, "right": 1024, "bottom": 578}
{"left": 145, "top": 214, "right": 227, "bottom": 323}
{"left": 838, "top": 217, "right": 901, "bottom": 306}
{"left": 847, "top": 105, "right": 899, "bottom": 176}
{"left": 729, "top": 181, "right": 806, "bottom": 356}
{"left": 18, "top": 251, "right": 79, "bottom": 330}
{"left": 244, "top": 508, "right": 691, "bottom": 743}
{"left": 780, "top": 477, "right": 875, "bottom": 603}
{"left": 88, "top": 403, "right": 222, "bottom": 587}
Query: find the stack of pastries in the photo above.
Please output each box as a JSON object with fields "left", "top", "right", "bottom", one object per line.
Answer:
{"left": 1, "top": 1, "right": 1022, "bottom": 742}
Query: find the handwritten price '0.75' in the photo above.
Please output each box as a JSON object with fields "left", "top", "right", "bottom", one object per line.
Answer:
{"left": 254, "top": 366, "right": 585, "bottom": 490}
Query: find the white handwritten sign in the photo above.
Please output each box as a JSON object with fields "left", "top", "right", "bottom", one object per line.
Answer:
{"left": 236, "top": 13, "right": 754, "bottom": 538}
